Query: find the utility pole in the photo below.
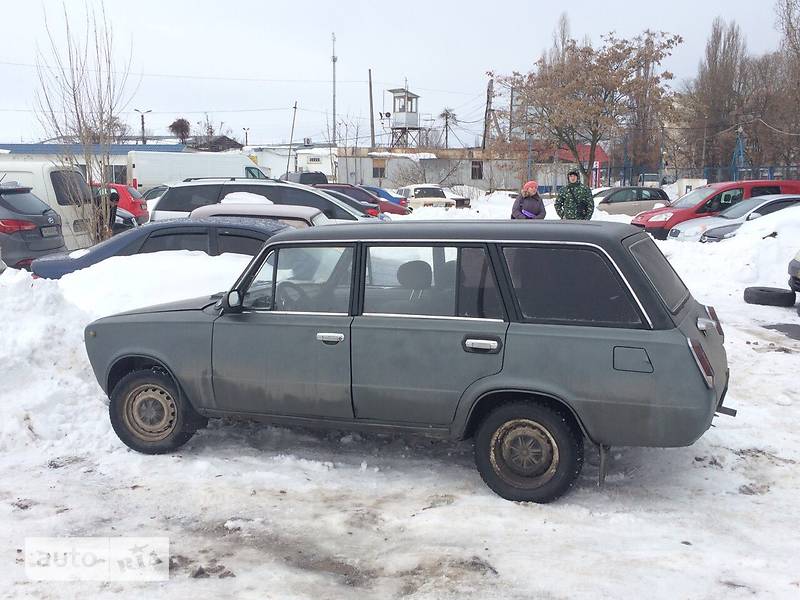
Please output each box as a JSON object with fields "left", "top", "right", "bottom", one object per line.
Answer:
{"left": 482, "top": 78, "right": 493, "bottom": 150}
{"left": 368, "top": 68, "right": 375, "bottom": 148}
{"left": 286, "top": 101, "right": 298, "bottom": 177}
{"left": 134, "top": 109, "right": 151, "bottom": 145}
{"left": 444, "top": 111, "right": 449, "bottom": 148}
{"left": 332, "top": 33, "right": 337, "bottom": 148}
{"left": 242, "top": 127, "right": 249, "bottom": 146}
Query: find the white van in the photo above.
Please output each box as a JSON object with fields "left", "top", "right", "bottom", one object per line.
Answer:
{"left": 127, "top": 151, "right": 269, "bottom": 194}
{"left": 636, "top": 173, "right": 661, "bottom": 188}
{"left": 0, "top": 160, "right": 93, "bottom": 250}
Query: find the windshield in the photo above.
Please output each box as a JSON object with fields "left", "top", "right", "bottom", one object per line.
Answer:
{"left": 717, "top": 198, "right": 763, "bottom": 219}
{"left": 670, "top": 187, "right": 714, "bottom": 209}
{"left": 127, "top": 186, "right": 143, "bottom": 199}
{"left": 415, "top": 187, "right": 446, "bottom": 198}
{"left": 593, "top": 188, "right": 614, "bottom": 198}
{"left": 50, "top": 170, "right": 92, "bottom": 206}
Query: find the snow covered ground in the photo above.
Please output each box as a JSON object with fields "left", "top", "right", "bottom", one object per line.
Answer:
{"left": 1, "top": 210, "right": 799, "bottom": 599}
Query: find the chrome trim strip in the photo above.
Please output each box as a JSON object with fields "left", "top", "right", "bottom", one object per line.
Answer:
{"left": 240, "top": 310, "right": 350, "bottom": 316}
{"left": 255, "top": 238, "right": 654, "bottom": 329}
{"left": 362, "top": 312, "right": 505, "bottom": 323}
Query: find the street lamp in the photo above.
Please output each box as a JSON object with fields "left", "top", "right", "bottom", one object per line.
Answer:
{"left": 242, "top": 127, "right": 250, "bottom": 146}
{"left": 134, "top": 109, "right": 152, "bottom": 145}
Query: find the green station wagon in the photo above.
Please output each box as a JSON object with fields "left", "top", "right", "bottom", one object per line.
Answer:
{"left": 85, "top": 221, "right": 733, "bottom": 503}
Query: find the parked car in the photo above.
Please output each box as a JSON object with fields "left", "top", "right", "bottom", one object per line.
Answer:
{"left": 631, "top": 179, "right": 800, "bottom": 239}
{"left": 594, "top": 187, "right": 670, "bottom": 217}
{"left": 31, "top": 217, "right": 286, "bottom": 279}
{"left": 665, "top": 195, "right": 800, "bottom": 242}
{"left": 149, "top": 179, "right": 369, "bottom": 223}
{"left": 315, "top": 183, "right": 409, "bottom": 215}
{"left": 636, "top": 173, "right": 661, "bottom": 188}
{"left": 0, "top": 160, "right": 94, "bottom": 249}
{"left": 281, "top": 171, "right": 329, "bottom": 185}
{"left": 84, "top": 220, "right": 732, "bottom": 503}
{"left": 190, "top": 203, "right": 330, "bottom": 228}
{"left": 442, "top": 187, "right": 471, "bottom": 208}
{"left": 361, "top": 185, "right": 408, "bottom": 208}
{"left": 0, "top": 181, "right": 66, "bottom": 269}
{"left": 91, "top": 182, "right": 149, "bottom": 224}
{"left": 320, "top": 188, "right": 383, "bottom": 219}
{"left": 395, "top": 184, "right": 456, "bottom": 209}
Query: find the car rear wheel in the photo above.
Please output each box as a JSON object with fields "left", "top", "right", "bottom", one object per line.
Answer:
{"left": 743, "top": 286, "right": 796, "bottom": 308}
{"left": 109, "top": 370, "right": 205, "bottom": 454}
{"left": 474, "top": 402, "right": 583, "bottom": 503}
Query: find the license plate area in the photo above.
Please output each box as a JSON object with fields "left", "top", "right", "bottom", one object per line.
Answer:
{"left": 40, "top": 225, "right": 60, "bottom": 238}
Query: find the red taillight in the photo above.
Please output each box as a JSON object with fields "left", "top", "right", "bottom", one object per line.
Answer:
{"left": 399, "top": 199, "right": 408, "bottom": 206}
{"left": 367, "top": 207, "right": 379, "bottom": 217}
{"left": 0, "top": 219, "right": 38, "bottom": 234}
{"left": 706, "top": 306, "right": 724, "bottom": 339}
{"left": 688, "top": 338, "right": 714, "bottom": 388}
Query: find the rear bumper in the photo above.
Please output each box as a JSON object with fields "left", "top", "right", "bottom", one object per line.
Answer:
{"left": 0, "top": 234, "right": 67, "bottom": 269}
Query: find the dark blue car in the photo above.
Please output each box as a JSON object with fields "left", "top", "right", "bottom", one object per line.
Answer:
{"left": 31, "top": 217, "right": 287, "bottom": 279}
{"left": 360, "top": 185, "right": 408, "bottom": 208}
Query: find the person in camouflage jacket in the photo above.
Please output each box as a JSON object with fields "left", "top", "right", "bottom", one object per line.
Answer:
{"left": 555, "top": 170, "right": 594, "bottom": 220}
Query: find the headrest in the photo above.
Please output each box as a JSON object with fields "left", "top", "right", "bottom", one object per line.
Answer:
{"left": 397, "top": 260, "right": 432, "bottom": 290}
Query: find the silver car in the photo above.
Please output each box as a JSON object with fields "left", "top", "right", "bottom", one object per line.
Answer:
{"left": 668, "top": 194, "right": 800, "bottom": 242}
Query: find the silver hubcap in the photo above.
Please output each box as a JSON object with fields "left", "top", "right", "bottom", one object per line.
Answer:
{"left": 124, "top": 384, "right": 177, "bottom": 442}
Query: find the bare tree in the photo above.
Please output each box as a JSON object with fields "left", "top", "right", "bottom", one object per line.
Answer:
{"left": 776, "top": 0, "right": 800, "bottom": 59}
{"left": 35, "top": 2, "right": 134, "bottom": 242}
{"left": 494, "top": 23, "right": 682, "bottom": 183}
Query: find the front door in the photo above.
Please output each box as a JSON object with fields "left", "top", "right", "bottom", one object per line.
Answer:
{"left": 351, "top": 244, "right": 508, "bottom": 425}
{"left": 212, "top": 244, "right": 355, "bottom": 418}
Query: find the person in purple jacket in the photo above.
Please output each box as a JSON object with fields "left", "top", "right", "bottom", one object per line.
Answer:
{"left": 511, "top": 180, "right": 546, "bottom": 220}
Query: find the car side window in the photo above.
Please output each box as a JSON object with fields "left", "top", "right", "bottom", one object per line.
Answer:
{"left": 757, "top": 199, "right": 799, "bottom": 216}
{"left": 609, "top": 189, "right": 637, "bottom": 203}
{"left": 273, "top": 246, "right": 353, "bottom": 313}
{"left": 243, "top": 250, "right": 276, "bottom": 310}
{"left": 222, "top": 184, "right": 279, "bottom": 203}
{"left": 751, "top": 186, "right": 780, "bottom": 197}
{"left": 701, "top": 188, "right": 743, "bottom": 213}
{"left": 363, "top": 245, "right": 503, "bottom": 319}
{"left": 245, "top": 166, "right": 267, "bottom": 179}
{"left": 156, "top": 185, "right": 223, "bottom": 212}
{"left": 639, "top": 189, "right": 659, "bottom": 201}
{"left": 139, "top": 231, "right": 210, "bottom": 254}
{"left": 503, "top": 245, "right": 642, "bottom": 327}
{"left": 218, "top": 232, "right": 266, "bottom": 256}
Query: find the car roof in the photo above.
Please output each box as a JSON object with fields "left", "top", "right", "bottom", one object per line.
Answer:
{"left": 190, "top": 204, "right": 321, "bottom": 218}
{"left": 138, "top": 216, "right": 288, "bottom": 233}
{"left": 267, "top": 219, "right": 642, "bottom": 244}
{"left": 708, "top": 179, "right": 800, "bottom": 188}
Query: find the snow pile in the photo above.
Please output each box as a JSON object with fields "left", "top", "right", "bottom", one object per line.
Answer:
{"left": 221, "top": 191, "right": 273, "bottom": 205}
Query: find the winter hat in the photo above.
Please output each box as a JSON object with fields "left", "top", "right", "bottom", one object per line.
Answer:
{"left": 522, "top": 180, "right": 538, "bottom": 194}
{"left": 567, "top": 170, "right": 580, "bottom": 179}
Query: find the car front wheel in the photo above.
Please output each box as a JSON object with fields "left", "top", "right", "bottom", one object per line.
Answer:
{"left": 474, "top": 402, "right": 583, "bottom": 503}
{"left": 109, "top": 370, "right": 205, "bottom": 454}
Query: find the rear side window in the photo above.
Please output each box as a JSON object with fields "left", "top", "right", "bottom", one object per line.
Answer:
{"left": 139, "top": 231, "right": 210, "bottom": 254}
{"left": 503, "top": 245, "right": 642, "bottom": 327}
{"left": 278, "top": 187, "right": 354, "bottom": 220}
{"left": 50, "top": 170, "right": 92, "bottom": 206}
{"left": 759, "top": 198, "right": 800, "bottom": 215}
{"left": 751, "top": 186, "right": 780, "bottom": 197}
{"left": 218, "top": 232, "right": 265, "bottom": 256}
{"left": 156, "top": 185, "right": 222, "bottom": 212}
{"left": 415, "top": 188, "right": 446, "bottom": 198}
{"left": 0, "top": 191, "right": 51, "bottom": 214}
{"left": 629, "top": 238, "right": 689, "bottom": 314}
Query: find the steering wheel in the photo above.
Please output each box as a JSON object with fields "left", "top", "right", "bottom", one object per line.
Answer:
{"left": 275, "top": 281, "right": 310, "bottom": 311}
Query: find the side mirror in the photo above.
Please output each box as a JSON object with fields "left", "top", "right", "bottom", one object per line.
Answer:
{"left": 223, "top": 290, "right": 243, "bottom": 312}
{"left": 747, "top": 211, "right": 762, "bottom": 221}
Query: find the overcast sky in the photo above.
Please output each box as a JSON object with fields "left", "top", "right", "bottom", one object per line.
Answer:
{"left": 0, "top": 0, "right": 784, "bottom": 146}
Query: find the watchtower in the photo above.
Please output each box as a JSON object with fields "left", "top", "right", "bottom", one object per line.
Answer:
{"left": 388, "top": 88, "right": 420, "bottom": 148}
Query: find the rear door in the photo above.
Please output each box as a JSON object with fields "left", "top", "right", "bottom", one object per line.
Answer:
{"left": 637, "top": 188, "right": 668, "bottom": 213}
{"left": 351, "top": 243, "right": 508, "bottom": 425}
{"left": 135, "top": 226, "right": 212, "bottom": 254}
{"left": 602, "top": 188, "right": 638, "bottom": 215}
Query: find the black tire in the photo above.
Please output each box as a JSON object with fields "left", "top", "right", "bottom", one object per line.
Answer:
{"left": 474, "top": 401, "right": 583, "bottom": 503}
{"left": 743, "top": 286, "right": 796, "bottom": 308}
{"left": 109, "top": 370, "right": 205, "bottom": 454}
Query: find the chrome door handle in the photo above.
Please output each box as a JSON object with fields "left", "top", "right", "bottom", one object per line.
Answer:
{"left": 465, "top": 339, "right": 499, "bottom": 351}
{"left": 316, "top": 332, "right": 345, "bottom": 343}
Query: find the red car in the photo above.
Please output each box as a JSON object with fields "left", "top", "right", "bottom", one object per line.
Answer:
{"left": 631, "top": 179, "right": 800, "bottom": 239}
{"left": 314, "top": 183, "right": 410, "bottom": 216}
{"left": 91, "top": 182, "right": 149, "bottom": 223}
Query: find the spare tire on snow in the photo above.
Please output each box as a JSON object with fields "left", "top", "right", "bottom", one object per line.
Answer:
{"left": 743, "top": 286, "right": 797, "bottom": 308}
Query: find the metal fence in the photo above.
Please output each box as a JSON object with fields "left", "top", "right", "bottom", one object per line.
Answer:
{"left": 597, "top": 165, "right": 800, "bottom": 186}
